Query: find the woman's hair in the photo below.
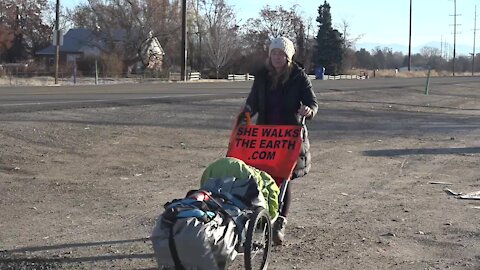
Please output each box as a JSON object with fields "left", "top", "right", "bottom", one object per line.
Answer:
{"left": 265, "top": 57, "right": 293, "bottom": 90}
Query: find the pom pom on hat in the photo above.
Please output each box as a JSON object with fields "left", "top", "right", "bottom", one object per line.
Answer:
{"left": 269, "top": 37, "right": 295, "bottom": 61}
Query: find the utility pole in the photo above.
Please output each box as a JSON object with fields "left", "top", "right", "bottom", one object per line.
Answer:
{"left": 181, "top": 0, "right": 187, "bottom": 81}
{"left": 440, "top": 36, "right": 443, "bottom": 59}
{"left": 408, "top": 0, "right": 412, "bottom": 71}
{"left": 450, "top": 0, "right": 461, "bottom": 76}
{"left": 195, "top": 0, "right": 203, "bottom": 71}
{"left": 453, "top": 0, "right": 457, "bottom": 76}
{"left": 473, "top": 5, "right": 477, "bottom": 76}
{"left": 54, "top": 0, "right": 60, "bottom": 84}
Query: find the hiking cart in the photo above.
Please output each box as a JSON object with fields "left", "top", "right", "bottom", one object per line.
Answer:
{"left": 151, "top": 115, "right": 304, "bottom": 270}
{"left": 151, "top": 176, "right": 275, "bottom": 270}
{"left": 225, "top": 114, "right": 305, "bottom": 270}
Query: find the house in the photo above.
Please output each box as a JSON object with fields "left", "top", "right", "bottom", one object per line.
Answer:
{"left": 37, "top": 28, "right": 165, "bottom": 74}
{"left": 36, "top": 28, "right": 103, "bottom": 65}
{"left": 139, "top": 31, "right": 165, "bottom": 70}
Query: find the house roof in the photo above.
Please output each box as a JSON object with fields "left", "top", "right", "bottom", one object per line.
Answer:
{"left": 36, "top": 28, "right": 127, "bottom": 55}
{"left": 37, "top": 28, "right": 96, "bottom": 55}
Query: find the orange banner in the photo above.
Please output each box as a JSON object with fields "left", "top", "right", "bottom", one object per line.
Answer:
{"left": 227, "top": 125, "right": 303, "bottom": 181}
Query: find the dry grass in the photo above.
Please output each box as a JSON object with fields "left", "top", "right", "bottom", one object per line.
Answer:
{"left": 0, "top": 69, "right": 478, "bottom": 87}
{"left": 0, "top": 76, "right": 57, "bottom": 86}
{"left": 354, "top": 69, "right": 479, "bottom": 78}
{"left": 0, "top": 76, "right": 141, "bottom": 87}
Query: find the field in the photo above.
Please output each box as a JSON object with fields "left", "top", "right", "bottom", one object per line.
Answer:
{"left": 0, "top": 77, "right": 479, "bottom": 269}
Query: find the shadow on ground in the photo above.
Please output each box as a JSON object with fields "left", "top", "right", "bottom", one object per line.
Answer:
{"left": 363, "top": 147, "right": 480, "bottom": 156}
{"left": 0, "top": 238, "right": 154, "bottom": 270}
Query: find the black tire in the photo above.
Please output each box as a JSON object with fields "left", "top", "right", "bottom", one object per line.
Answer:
{"left": 244, "top": 207, "right": 272, "bottom": 270}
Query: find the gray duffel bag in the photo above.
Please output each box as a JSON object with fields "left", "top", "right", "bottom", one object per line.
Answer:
{"left": 151, "top": 193, "right": 239, "bottom": 270}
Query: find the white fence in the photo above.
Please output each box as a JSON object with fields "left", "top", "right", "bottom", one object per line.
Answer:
{"left": 324, "top": 74, "right": 367, "bottom": 80}
{"left": 169, "top": 72, "right": 201, "bottom": 81}
{"left": 308, "top": 74, "right": 367, "bottom": 80}
{"left": 188, "top": 72, "right": 201, "bottom": 81}
{"left": 227, "top": 73, "right": 366, "bottom": 81}
{"left": 168, "top": 72, "right": 367, "bottom": 82}
{"left": 227, "top": 74, "right": 255, "bottom": 81}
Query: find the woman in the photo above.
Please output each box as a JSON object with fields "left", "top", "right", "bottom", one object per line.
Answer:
{"left": 239, "top": 36, "right": 318, "bottom": 245}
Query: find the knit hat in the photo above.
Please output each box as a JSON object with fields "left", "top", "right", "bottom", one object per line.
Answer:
{"left": 269, "top": 37, "right": 295, "bottom": 62}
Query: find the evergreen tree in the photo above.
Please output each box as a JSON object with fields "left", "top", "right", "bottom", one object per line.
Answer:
{"left": 314, "top": 1, "right": 343, "bottom": 75}
{"left": 355, "top": 48, "right": 373, "bottom": 69}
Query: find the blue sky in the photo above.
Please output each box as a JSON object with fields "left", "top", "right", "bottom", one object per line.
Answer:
{"left": 234, "top": 0, "right": 479, "bottom": 48}
{"left": 62, "top": 0, "right": 479, "bottom": 52}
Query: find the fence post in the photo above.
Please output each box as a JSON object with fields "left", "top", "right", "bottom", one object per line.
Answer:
{"left": 73, "top": 61, "right": 77, "bottom": 85}
{"left": 424, "top": 67, "right": 431, "bottom": 95}
{"left": 95, "top": 59, "right": 98, "bottom": 85}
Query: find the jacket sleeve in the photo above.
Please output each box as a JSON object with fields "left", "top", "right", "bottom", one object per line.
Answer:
{"left": 299, "top": 72, "right": 318, "bottom": 119}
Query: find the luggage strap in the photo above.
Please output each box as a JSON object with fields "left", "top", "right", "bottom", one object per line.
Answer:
{"left": 168, "top": 226, "right": 186, "bottom": 270}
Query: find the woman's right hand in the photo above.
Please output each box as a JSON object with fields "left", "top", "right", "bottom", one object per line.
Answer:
{"left": 236, "top": 105, "right": 252, "bottom": 125}
{"left": 298, "top": 105, "right": 312, "bottom": 117}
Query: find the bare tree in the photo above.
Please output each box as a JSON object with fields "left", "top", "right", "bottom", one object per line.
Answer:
{"left": 144, "top": 0, "right": 182, "bottom": 70}
{"left": 66, "top": 4, "right": 97, "bottom": 29}
{"left": 245, "top": 5, "right": 301, "bottom": 41}
{"left": 0, "top": 25, "right": 15, "bottom": 55}
{"left": 0, "top": 0, "right": 51, "bottom": 62}
{"left": 302, "top": 16, "right": 316, "bottom": 72}
{"left": 420, "top": 46, "right": 446, "bottom": 69}
{"left": 199, "top": 0, "right": 239, "bottom": 78}
{"left": 237, "top": 5, "right": 307, "bottom": 71}
{"left": 336, "top": 19, "right": 364, "bottom": 72}
{"left": 67, "top": 0, "right": 183, "bottom": 74}
{"left": 337, "top": 19, "right": 363, "bottom": 50}
{"left": 420, "top": 46, "right": 441, "bottom": 58}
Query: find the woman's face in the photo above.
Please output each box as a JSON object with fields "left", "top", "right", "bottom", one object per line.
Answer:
{"left": 270, "top": 48, "right": 288, "bottom": 71}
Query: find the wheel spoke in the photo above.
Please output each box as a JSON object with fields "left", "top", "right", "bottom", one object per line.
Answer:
{"left": 244, "top": 208, "right": 271, "bottom": 270}
{"left": 250, "top": 218, "right": 267, "bottom": 259}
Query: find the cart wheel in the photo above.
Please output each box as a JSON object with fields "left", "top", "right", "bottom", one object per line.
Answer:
{"left": 244, "top": 207, "right": 272, "bottom": 270}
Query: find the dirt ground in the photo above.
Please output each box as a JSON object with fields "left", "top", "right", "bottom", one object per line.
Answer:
{"left": 0, "top": 79, "right": 479, "bottom": 270}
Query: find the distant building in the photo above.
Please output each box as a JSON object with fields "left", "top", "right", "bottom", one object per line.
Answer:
{"left": 139, "top": 31, "right": 165, "bottom": 71}
{"left": 37, "top": 28, "right": 105, "bottom": 65}
{"left": 36, "top": 28, "right": 164, "bottom": 70}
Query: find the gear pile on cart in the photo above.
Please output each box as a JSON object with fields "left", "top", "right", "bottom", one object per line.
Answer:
{"left": 150, "top": 115, "right": 304, "bottom": 270}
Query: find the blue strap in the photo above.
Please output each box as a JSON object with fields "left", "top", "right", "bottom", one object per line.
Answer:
{"left": 176, "top": 209, "right": 207, "bottom": 219}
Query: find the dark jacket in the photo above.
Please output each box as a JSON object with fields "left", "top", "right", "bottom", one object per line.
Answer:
{"left": 244, "top": 62, "right": 318, "bottom": 179}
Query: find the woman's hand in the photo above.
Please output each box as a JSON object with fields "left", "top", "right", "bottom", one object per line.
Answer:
{"left": 236, "top": 105, "right": 252, "bottom": 126}
{"left": 298, "top": 105, "right": 313, "bottom": 117}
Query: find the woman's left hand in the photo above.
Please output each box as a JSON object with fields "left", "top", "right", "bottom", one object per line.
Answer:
{"left": 298, "top": 105, "right": 313, "bottom": 117}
